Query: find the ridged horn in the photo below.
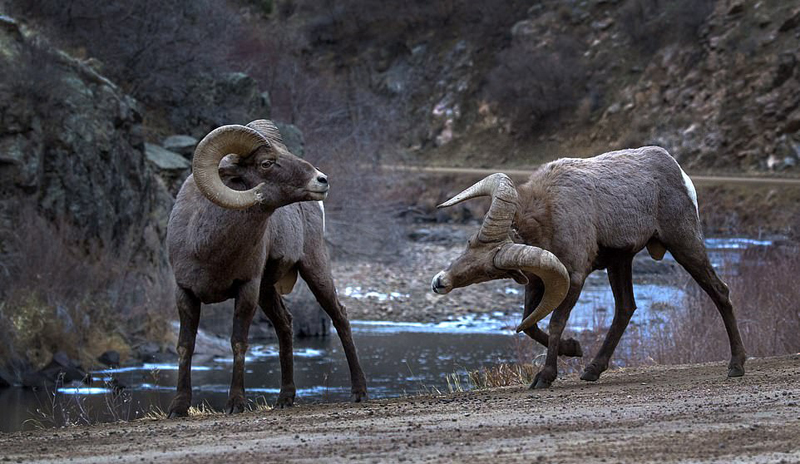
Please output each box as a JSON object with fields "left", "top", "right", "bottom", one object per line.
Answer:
{"left": 192, "top": 125, "right": 269, "bottom": 210}
{"left": 494, "top": 243, "right": 570, "bottom": 332}
{"left": 437, "top": 173, "right": 518, "bottom": 243}
{"left": 246, "top": 119, "right": 289, "bottom": 152}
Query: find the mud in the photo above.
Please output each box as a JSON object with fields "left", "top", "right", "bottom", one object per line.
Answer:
{"left": 2, "top": 355, "right": 798, "bottom": 463}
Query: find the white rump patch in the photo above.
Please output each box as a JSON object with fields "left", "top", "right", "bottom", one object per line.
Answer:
{"left": 680, "top": 167, "right": 699, "bottom": 218}
{"left": 670, "top": 157, "right": 699, "bottom": 218}
{"left": 318, "top": 201, "right": 326, "bottom": 233}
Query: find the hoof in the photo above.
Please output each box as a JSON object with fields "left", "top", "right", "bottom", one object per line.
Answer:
{"left": 167, "top": 396, "right": 190, "bottom": 419}
{"left": 530, "top": 372, "right": 553, "bottom": 389}
{"left": 225, "top": 396, "right": 247, "bottom": 415}
{"left": 350, "top": 390, "right": 368, "bottom": 403}
{"left": 580, "top": 369, "right": 601, "bottom": 382}
{"left": 727, "top": 365, "right": 745, "bottom": 378}
{"left": 561, "top": 338, "right": 583, "bottom": 358}
{"left": 276, "top": 393, "right": 295, "bottom": 409}
{"left": 167, "top": 409, "right": 188, "bottom": 419}
{"left": 580, "top": 362, "right": 605, "bottom": 382}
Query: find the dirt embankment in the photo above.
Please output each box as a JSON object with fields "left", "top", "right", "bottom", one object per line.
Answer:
{"left": 2, "top": 355, "right": 798, "bottom": 463}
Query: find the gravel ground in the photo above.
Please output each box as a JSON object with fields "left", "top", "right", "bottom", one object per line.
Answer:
{"left": 2, "top": 355, "right": 798, "bottom": 463}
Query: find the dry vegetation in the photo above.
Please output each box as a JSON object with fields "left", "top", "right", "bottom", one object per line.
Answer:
{"left": 476, "top": 244, "right": 800, "bottom": 390}
{"left": 0, "top": 210, "right": 173, "bottom": 372}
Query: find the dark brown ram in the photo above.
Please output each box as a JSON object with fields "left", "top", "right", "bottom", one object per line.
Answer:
{"left": 431, "top": 146, "right": 745, "bottom": 388}
{"left": 166, "top": 120, "right": 367, "bottom": 416}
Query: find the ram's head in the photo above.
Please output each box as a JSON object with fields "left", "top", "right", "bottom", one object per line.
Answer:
{"left": 430, "top": 173, "right": 570, "bottom": 332}
{"left": 192, "top": 120, "right": 328, "bottom": 210}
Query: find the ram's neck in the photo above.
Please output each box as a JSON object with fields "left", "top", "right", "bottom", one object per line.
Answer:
{"left": 190, "top": 202, "right": 274, "bottom": 263}
{"left": 513, "top": 182, "right": 553, "bottom": 250}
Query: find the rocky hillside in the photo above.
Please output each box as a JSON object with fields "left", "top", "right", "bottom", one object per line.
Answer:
{"left": 267, "top": 0, "right": 800, "bottom": 173}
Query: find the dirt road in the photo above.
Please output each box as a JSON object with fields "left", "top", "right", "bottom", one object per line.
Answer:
{"left": 2, "top": 356, "right": 799, "bottom": 463}
{"left": 382, "top": 164, "right": 800, "bottom": 187}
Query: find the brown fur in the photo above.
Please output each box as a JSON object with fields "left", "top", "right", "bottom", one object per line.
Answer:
{"left": 166, "top": 139, "right": 366, "bottom": 417}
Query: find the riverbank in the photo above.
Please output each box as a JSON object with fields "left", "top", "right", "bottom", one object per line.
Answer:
{"left": 2, "top": 355, "right": 798, "bottom": 463}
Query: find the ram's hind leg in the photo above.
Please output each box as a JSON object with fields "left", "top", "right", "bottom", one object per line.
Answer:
{"left": 581, "top": 253, "right": 636, "bottom": 382}
{"left": 226, "top": 280, "right": 259, "bottom": 414}
{"left": 259, "top": 285, "right": 296, "bottom": 408}
{"left": 523, "top": 279, "right": 582, "bottom": 357}
{"left": 299, "top": 256, "right": 368, "bottom": 402}
{"left": 666, "top": 236, "right": 746, "bottom": 377}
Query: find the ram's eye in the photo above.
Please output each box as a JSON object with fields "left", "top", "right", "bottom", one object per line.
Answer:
{"left": 261, "top": 160, "right": 275, "bottom": 169}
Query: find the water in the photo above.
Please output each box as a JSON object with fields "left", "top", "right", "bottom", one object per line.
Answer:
{"left": 0, "top": 236, "right": 775, "bottom": 433}
{"left": 0, "top": 326, "right": 516, "bottom": 433}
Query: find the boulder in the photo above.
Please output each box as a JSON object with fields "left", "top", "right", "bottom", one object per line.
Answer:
{"left": 162, "top": 135, "right": 198, "bottom": 158}
{"left": 145, "top": 143, "right": 191, "bottom": 194}
{"left": 20, "top": 351, "right": 88, "bottom": 387}
{"left": 98, "top": 350, "right": 121, "bottom": 367}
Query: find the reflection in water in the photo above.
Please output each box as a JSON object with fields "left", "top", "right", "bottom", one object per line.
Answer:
{"left": 0, "top": 236, "right": 775, "bottom": 432}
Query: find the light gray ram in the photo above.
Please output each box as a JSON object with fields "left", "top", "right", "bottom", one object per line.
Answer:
{"left": 166, "top": 120, "right": 367, "bottom": 417}
{"left": 431, "top": 146, "right": 746, "bottom": 388}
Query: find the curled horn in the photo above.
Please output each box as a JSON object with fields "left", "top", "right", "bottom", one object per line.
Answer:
{"left": 494, "top": 243, "right": 570, "bottom": 332}
{"left": 438, "top": 173, "right": 518, "bottom": 243}
{"left": 192, "top": 125, "right": 269, "bottom": 210}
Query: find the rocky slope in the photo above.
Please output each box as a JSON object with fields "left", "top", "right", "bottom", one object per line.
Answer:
{"left": 281, "top": 0, "right": 800, "bottom": 173}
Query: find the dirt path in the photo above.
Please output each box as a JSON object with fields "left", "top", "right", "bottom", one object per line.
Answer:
{"left": 2, "top": 355, "right": 799, "bottom": 463}
{"left": 382, "top": 164, "right": 800, "bottom": 187}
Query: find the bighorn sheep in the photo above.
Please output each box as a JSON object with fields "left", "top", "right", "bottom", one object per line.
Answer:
{"left": 431, "top": 147, "right": 746, "bottom": 388}
{"left": 166, "top": 120, "right": 367, "bottom": 417}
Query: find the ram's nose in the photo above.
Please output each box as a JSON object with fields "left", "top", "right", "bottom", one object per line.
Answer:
{"left": 431, "top": 271, "right": 451, "bottom": 295}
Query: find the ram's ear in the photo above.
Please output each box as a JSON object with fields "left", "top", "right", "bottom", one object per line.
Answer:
{"left": 508, "top": 270, "right": 529, "bottom": 285}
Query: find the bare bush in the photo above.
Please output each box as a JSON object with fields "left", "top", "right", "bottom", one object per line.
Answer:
{"left": 0, "top": 209, "right": 173, "bottom": 370}
{"left": 619, "top": 0, "right": 715, "bottom": 54}
{"left": 6, "top": 0, "right": 240, "bottom": 107}
{"left": 648, "top": 245, "right": 800, "bottom": 364}
{"left": 484, "top": 37, "right": 587, "bottom": 136}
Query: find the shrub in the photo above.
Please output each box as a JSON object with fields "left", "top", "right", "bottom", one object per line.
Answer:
{"left": 484, "top": 37, "right": 587, "bottom": 136}
{"left": 6, "top": 0, "right": 241, "bottom": 108}
{"left": 619, "top": 0, "right": 716, "bottom": 54}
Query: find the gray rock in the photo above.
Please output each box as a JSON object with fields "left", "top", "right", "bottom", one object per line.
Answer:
{"left": 591, "top": 17, "right": 615, "bottom": 31}
{"left": 274, "top": 122, "right": 305, "bottom": 157}
{"left": 511, "top": 20, "right": 536, "bottom": 38}
{"left": 26, "top": 351, "right": 88, "bottom": 387}
{"left": 162, "top": 134, "right": 198, "bottom": 158}
{"left": 145, "top": 144, "right": 191, "bottom": 195}
{"left": 98, "top": 350, "right": 121, "bottom": 367}
{"left": 0, "top": 16, "right": 168, "bottom": 274}
{"left": 145, "top": 143, "right": 190, "bottom": 171}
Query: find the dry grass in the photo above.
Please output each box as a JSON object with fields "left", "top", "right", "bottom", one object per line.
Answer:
{"left": 0, "top": 210, "right": 174, "bottom": 372}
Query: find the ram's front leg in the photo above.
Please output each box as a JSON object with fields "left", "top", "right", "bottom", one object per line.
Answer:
{"left": 523, "top": 279, "right": 583, "bottom": 357}
{"left": 226, "top": 280, "right": 259, "bottom": 414}
{"left": 532, "top": 273, "right": 585, "bottom": 389}
{"left": 168, "top": 287, "right": 201, "bottom": 418}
